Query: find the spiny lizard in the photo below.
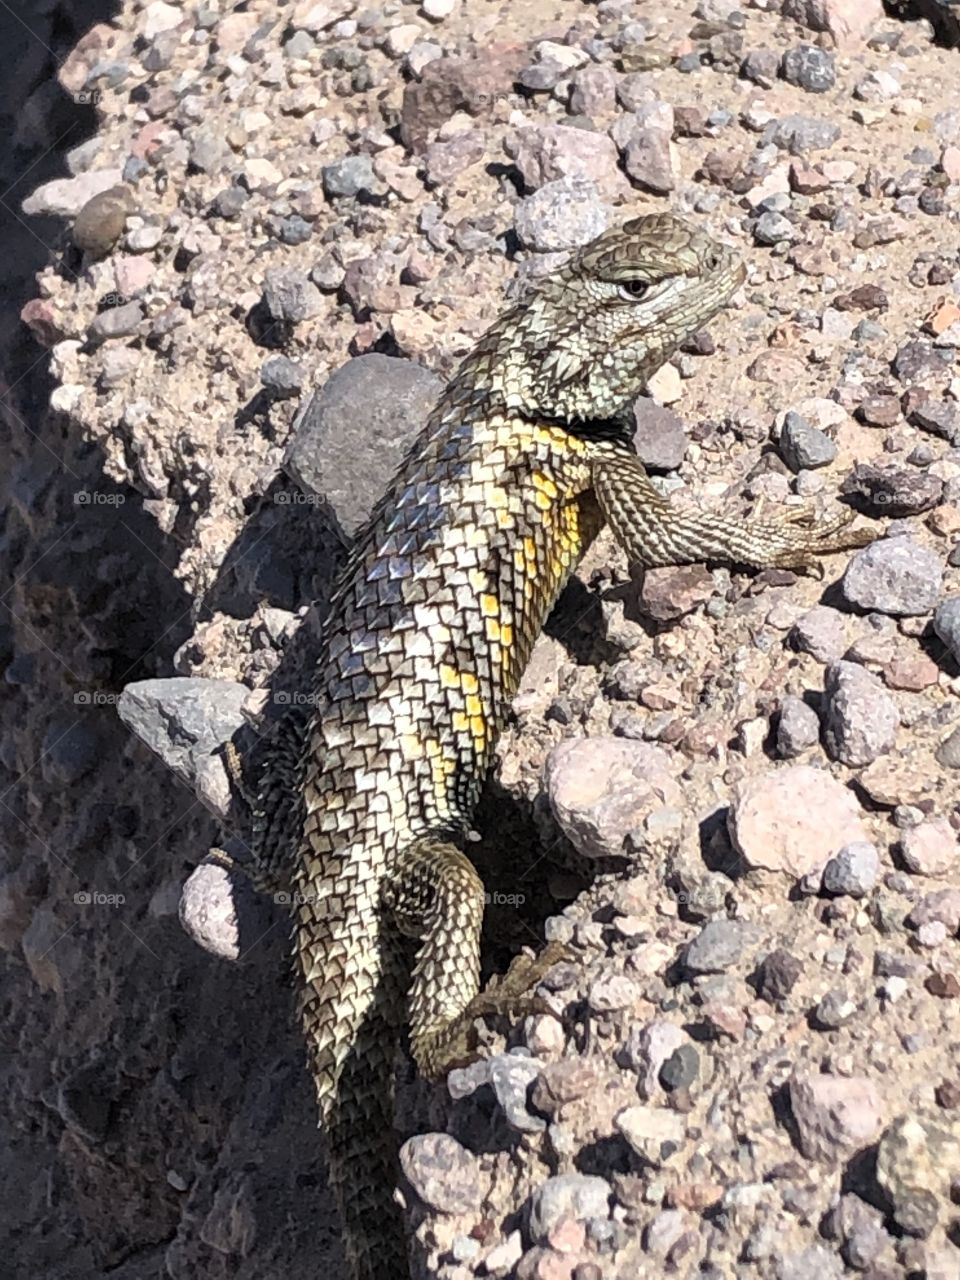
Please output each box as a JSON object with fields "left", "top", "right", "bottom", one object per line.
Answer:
{"left": 221, "top": 213, "right": 875, "bottom": 1278}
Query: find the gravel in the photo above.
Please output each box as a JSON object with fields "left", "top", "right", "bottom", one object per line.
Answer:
{"left": 10, "top": 2, "right": 960, "bottom": 1277}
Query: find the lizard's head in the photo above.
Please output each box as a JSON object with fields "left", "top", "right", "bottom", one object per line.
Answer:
{"left": 472, "top": 213, "right": 745, "bottom": 425}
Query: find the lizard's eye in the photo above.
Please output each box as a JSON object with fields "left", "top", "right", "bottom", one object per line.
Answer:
{"left": 617, "top": 280, "right": 649, "bottom": 301}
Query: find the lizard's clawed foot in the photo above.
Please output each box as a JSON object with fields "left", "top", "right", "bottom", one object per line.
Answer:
{"left": 471, "top": 940, "right": 573, "bottom": 1018}
{"left": 779, "top": 510, "right": 877, "bottom": 578}
{"left": 415, "top": 942, "right": 572, "bottom": 1079}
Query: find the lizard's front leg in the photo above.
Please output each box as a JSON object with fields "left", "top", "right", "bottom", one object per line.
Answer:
{"left": 591, "top": 448, "right": 876, "bottom": 578}
{"left": 387, "top": 839, "right": 565, "bottom": 1079}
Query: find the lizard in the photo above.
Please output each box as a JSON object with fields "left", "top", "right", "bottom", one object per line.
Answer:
{"left": 219, "top": 213, "right": 875, "bottom": 1279}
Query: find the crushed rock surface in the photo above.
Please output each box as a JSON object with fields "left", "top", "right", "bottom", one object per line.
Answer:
{"left": 4, "top": 0, "right": 960, "bottom": 1277}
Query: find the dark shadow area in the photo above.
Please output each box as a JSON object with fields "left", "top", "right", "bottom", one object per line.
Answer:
{"left": 888, "top": 0, "right": 960, "bottom": 47}
{"left": 0, "top": 5, "right": 348, "bottom": 1278}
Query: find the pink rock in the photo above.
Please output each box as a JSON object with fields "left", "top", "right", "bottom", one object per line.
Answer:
{"left": 900, "top": 819, "right": 956, "bottom": 878}
{"left": 507, "top": 123, "right": 629, "bottom": 200}
{"left": 131, "top": 120, "right": 168, "bottom": 161}
{"left": 941, "top": 146, "right": 960, "bottom": 182}
{"left": 909, "top": 888, "right": 960, "bottom": 934}
{"left": 781, "top": 0, "right": 884, "bottom": 49}
{"left": 114, "top": 256, "right": 156, "bottom": 298}
{"left": 546, "top": 1217, "right": 585, "bottom": 1254}
{"left": 545, "top": 737, "right": 683, "bottom": 860}
{"left": 790, "top": 1073, "right": 884, "bottom": 1162}
{"left": 730, "top": 765, "right": 869, "bottom": 879}
{"left": 57, "top": 23, "right": 127, "bottom": 93}
{"left": 20, "top": 298, "right": 64, "bottom": 347}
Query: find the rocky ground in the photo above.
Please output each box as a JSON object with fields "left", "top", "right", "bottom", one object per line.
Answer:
{"left": 4, "top": 0, "right": 960, "bottom": 1277}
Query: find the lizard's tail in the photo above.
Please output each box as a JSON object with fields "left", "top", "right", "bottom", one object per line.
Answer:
{"left": 324, "top": 1034, "right": 408, "bottom": 1280}
{"left": 295, "top": 893, "right": 411, "bottom": 1280}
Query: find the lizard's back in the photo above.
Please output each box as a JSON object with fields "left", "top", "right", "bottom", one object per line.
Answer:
{"left": 293, "top": 395, "right": 601, "bottom": 1107}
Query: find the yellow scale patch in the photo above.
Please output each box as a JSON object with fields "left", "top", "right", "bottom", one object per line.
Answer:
{"left": 429, "top": 418, "right": 593, "bottom": 796}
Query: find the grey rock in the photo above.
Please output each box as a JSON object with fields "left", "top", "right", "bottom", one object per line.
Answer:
{"left": 262, "top": 267, "right": 324, "bottom": 323}
{"left": 200, "top": 1175, "right": 256, "bottom": 1256}
{"left": 754, "top": 211, "right": 797, "bottom": 245}
{"left": 836, "top": 1193, "right": 888, "bottom": 1268}
{"left": 841, "top": 462, "right": 943, "bottom": 518}
{"left": 617, "top": 71, "right": 657, "bottom": 112}
{"left": 781, "top": 45, "right": 836, "bottom": 94}
{"left": 261, "top": 355, "right": 305, "bottom": 396}
{"left": 284, "top": 354, "right": 442, "bottom": 539}
{"left": 569, "top": 63, "right": 618, "bottom": 118}
{"left": 622, "top": 126, "right": 674, "bottom": 195}
{"left": 22, "top": 166, "right": 125, "bottom": 217}
{"left": 189, "top": 131, "right": 229, "bottom": 175}
{"left": 284, "top": 29, "right": 316, "bottom": 59}
{"left": 446, "top": 1057, "right": 492, "bottom": 1101}
{"left": 632, "top": 399, "right": 686, "bottom": 470}
{"left": 775, "top": 1245, "right": 844, "bottom": 1280}
{"left": 792, "top": 606, "right": 847, "bottom": 664}
{"left": 934, "top": 597, "right": 960, "bottom": 665}
{"left": 779, "top": 412, "right": 836, "bottom": 470}
{"left": 822, "top": 841, "right": 880, "bottom": 897}
{"left": 214, "top": 185, "right": 250, "bottom": 219}
{"left": 55, "top": 1061, "right": 114, "bottom": 1144}
{"left": 893, "top": 341, "right": 953, "bottom": 386}
{"left": 311, "top": 251, "right": 345, "bottom": 292}
{"left": 513, "top": 176, "right": 611, "bottom": 252}
{"left": 876, "top": 1113, "right": 960, "bottom": 1238}
{"left": 489, "top": 1053, "right": 546, "bottom": 1133}
{"left": 321, "top": 153, "right": 378, "bottom": 199}
{"left": 936, "top": 724, "right": 960, "bottom": 768}
{"left": 765, "top": 114, "right": 841, "bottom": 154}
{"left": 400, "top": 1133, "right": 483, "bottom": 1215}
{"left": 88, "top": 301, "right": 144, "bottom": 343}
{"left": 274, "top": 215, "right": 313, "bottom": 246}
{"left": 777, "top": 695, "right": 820, "bottom": 757}
{"left": 179, "top": 857, "right": 276, "bottom": 963}
{"left": 757, "top": 948, "right": 803, "bottom": 1003}
{"left": 623, "top": 1020, "right": 688, "bottom": 1098}
{"left": 908, "top": 398, "right": 960, "bottom": 443}
{"left": 518, "top": 57, "right": 567, "bottom": 93}
{"left": 644, "top": 1207, "right": 686, "bottom": 1255}
{"left": 823, "top": 661, "right": 898, "bottom": 767}
{"left": 117, "top": 677, "right": 248, "bottom": 798}
{"left": 528, "top": 1174, "right": 611, "bottom": 1243}
{"left": 741, "top": 48, "right": 780, "bottom": 89}
{"left": 683, "top": 920, "right": 761, "bottom": 975}
{"left": 842, "top": 538, "right": 943, "bottom": 616}
{"left": 659, "top": 1043, "right": 699, "bottom": 1091}
{"left": 261, "top": 355, "right": 305, "bottom": 394}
